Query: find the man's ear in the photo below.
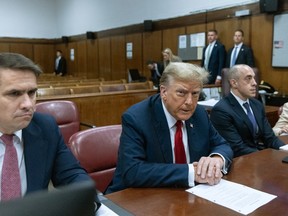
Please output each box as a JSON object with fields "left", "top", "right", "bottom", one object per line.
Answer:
{"left": 230, "top": 79, "right": 237, "bottom": 88}
{"left": 160, "top": 85, "right": 167, "bottom": 100}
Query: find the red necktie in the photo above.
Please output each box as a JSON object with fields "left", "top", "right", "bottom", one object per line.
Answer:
{"left": 1, "top": 134, "right": 21, "bottom": 201}
{"left": 174, "top": 121, "right": 187, "bottom": 164}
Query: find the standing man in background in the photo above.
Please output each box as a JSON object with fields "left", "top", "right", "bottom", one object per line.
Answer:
{"left": 54, "top": 50, "right": 67, "bottom": 76}
{"left": 226, "top": 29, "right": 255, "bottom": 68}
{"left": 201, "top": 29, "right": 226, "bottom": 85}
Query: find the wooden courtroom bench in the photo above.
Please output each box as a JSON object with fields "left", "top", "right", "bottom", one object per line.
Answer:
{"left": 37, "top": 88, "right": 72, "bottom": 97}
{"left": 99, "top": 84, "right": 126, "bottom": 92}
{"left": 70, "top": 85, "right": 100, "bottom": 94}
{"left": 125, "top": 81, "right": 154, "bottom": 90}
{"left": 36, "top": 89, "right": 157, "bottom": 127}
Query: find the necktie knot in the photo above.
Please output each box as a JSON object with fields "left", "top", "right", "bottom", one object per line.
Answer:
{"left": 1, "top": 134, "right": 14, "bottom": 146}
{"left": 243, "top": 102, "right": 250, "bottom": 111}
{"left": 176, "top": 120, "right": 182, "bottom": 129}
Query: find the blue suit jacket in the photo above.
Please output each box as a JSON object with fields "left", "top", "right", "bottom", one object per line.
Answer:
{"left": 23, "top": 112, "right": 92, "bottom": 194}
{"left": 201, "top": 41, "right": 226, "bottom": 84}
{"left": 226, "top": 44, "right": 255, "bottom": 67}
{"left": 210, "top": 93, "right": 284, "bottom": 157}
{"left": 106, "top": 94, "right": 233, "bottom": 194}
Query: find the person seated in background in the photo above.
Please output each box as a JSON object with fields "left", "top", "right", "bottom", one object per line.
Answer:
{"left": 273, "top": 102, "right": 288, "bottom": 136}
{"left": 106, "top": 62, "right": 233, "bottom": 194}
{"left": 54, "top": 50, "right": 67, "bottom": 76}
{"left": 162, "top": 48, "right": 182, "bottom": 69}
{"left": 225, "top": 29, "right": 255, "bottom": 68}
{"left": 146, "top": 60, "right": 164, "bottom": 89}
{"left": 0, "top": 53, "right": 101, "bottom": 211}
{"left": 210, "top": 64, "right": 286, "bottom": 157}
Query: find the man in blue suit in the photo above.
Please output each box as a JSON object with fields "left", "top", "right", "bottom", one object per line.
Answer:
{"left": 210, "top": 64, "right": 285, "bottom": 157}
{"left": 0, "top": 53, "right": 100, "bottom": 209}
{"left": 201, "top": 29, "right": 226, "bottom": 85}
{"left": 106, "top": 62, "right": 233, "bottom": 194}
{"left": 226, "top": 29, "right": 255, "bottom": 68}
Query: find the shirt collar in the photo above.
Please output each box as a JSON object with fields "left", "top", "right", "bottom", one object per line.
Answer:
{"left": 235, "top": 42, "right": 243, "bottom": 48}
{"left": 230, "top": 91, "right": 250, "bottom": 106}
{"left": 161, "top": 99, "right": 184, "bottom": 129}
{"left": 0, "top": 130, "right": 22, "bottom": 142}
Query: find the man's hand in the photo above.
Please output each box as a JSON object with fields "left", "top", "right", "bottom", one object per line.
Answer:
{"left": 278, "top": 125, "right": 288, "bottom": 135}
{"left": 193, "top": 156, "right": 224, "bottom": 185}
{"left": 215, "top": 79, "right": 221, "bottom": 85}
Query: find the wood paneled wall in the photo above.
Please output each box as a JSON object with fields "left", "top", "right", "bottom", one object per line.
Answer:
{"left": 1, "top": 1, "right": 288, "bottom": 94}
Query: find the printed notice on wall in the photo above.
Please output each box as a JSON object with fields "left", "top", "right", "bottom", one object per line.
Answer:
{"left": 190, "top": 32, "right": 205, "bottom": 47}
{"left": 179, "top": 35, "right": 187, "bottom": 49}
{"left": 126, "top": 42, "right": 133, "bottom": 59}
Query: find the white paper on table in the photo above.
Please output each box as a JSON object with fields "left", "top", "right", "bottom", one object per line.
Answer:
{"left": 186, "top": 179, "right": 277, "bottom": 215}
{"left": 197, "top": 98, "right": 219, "bottom": 108}
{"left": 96, "top": 203, "right": 119, "bottom": 216}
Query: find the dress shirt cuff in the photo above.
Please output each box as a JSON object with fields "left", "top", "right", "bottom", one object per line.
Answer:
{"left": 216, "top": 75, "right": 222, "bottom": 80}
{"left": 188, "top": 164, "right": 195, "bottom": 187}
{"left": 279, "top": 144, "right": 288, "bottom": 151}
{"left": 209, "top": 153, "right": 228, "bottom": 175}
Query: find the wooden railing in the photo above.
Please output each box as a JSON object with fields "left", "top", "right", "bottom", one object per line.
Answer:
{"left": 36, "top": 81, "right": 154, "bottom": 97}
{"left": 36, "top": 89, "right": 157, "bottom": 127}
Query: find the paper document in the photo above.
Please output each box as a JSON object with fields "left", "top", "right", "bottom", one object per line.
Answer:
{"left": 197, "top": 98, "right": 219, "bottom": 108}
{"left": 186, "top": 179, "right": 277, "bottom": 215}
{"left": 96, "top": 203, "right": 119, "bottom": 216}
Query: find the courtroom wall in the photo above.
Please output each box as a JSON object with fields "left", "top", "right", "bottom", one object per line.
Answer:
{"left": 1, "top": 1, "right": 288, "bottom": 94}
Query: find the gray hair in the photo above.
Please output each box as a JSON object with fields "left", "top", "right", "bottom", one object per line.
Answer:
{"left": 160, "top": 62, "right": 209, "bottom": 87}
{"left": 0, "top": 52, "right": 42, "bottom": 77}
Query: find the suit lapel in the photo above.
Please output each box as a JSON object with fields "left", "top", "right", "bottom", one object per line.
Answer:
{"left": 237, "top": 45, "right": 244, "bottom": 61}
{"left": 23, "top": 120, "right": 49, "bottom": 193}
{"left": 249, "top": 100, "right": 261, "bottom": 132}
{"left": 228, "top": 94, "right": 255, "bottom": 135}
{"left": 153, "top": 96, "right": 174, "bottom": 163}
{"left": 185, "top": 119, "right": 196, "bottom": 163}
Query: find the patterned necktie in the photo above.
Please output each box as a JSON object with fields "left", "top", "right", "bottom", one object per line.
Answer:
{"left": 243, "top": 102, "right": 258, "bottom": 136}
{"left": 174, "top": 121, "right": 187, "bottom": 164}
{"left": 1, "top": 134, "right": 21, "bottom": 201}
{"left": 231, "top": 46, "right": 238, "bottom": 67}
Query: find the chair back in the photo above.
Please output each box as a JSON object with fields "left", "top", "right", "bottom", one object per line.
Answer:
{"left": 221, "top": 67, "right": 260, "bottom": 98}
{"left": 35, "top": 100, "right": 80, "bottom": 145}
{"left": 68, "top": 125, "right": 122, "bottom": 193}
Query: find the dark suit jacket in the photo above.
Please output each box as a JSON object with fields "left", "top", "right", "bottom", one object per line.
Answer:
{"left": 226, "top": 44, "right": 255, "bottom": 67}
{"left": 55, "top": 57, "right": 67, "bottom": 75}
{"left": 106, "top": 94, "right": 233, "bottom": 194}
{"left": 210, "top": 93, "right": 284, "bottom": 157}
{"left": 201, "top": 41, "right": 226, "bottom": 84}
{"left": 150, "top": 62, "right": 164, "bottom": 87}
{"left": 23, "top": 112, "right": 100, "bottom": 207}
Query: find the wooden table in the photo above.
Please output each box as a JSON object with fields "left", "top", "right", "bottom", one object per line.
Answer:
{"left": 105, "top": 148, "right": 288, "bottom": 216}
